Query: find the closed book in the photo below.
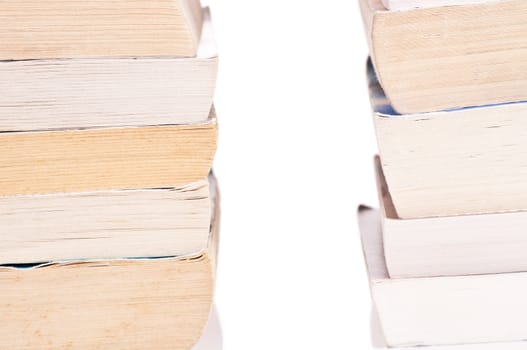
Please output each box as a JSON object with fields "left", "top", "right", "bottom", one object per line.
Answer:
{"left": 0, "top": 0, "right": 203, "bottom": 59}
{"left": 0, "top": 176, "right": 220, "bottom": 350}
{"left": 0, "top": 9, "right": 217, "bottom": 131}
{"left": 360, "top": 205, "right": 527, "bottom": 347}
{"left": 0, "top": 111, "right": 217, "bottom": 196}
{"left": 0, "top": 174, "right": 217, "bottom": 265}
{"left": 368, "top": 61, "right": 527, "bottom": 218}
{"left": 375, "top": 156, "right": 527, "bottom": 278}
{"left": 360, "top": 0, "right": 527, "bottom": 113}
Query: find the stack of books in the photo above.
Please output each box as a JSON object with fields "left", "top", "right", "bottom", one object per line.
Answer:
{"left": 359, "top": 0, "right": 527, "bottom": 347}
{"left": 0, "top": 1, "right": 218, "bottom": 349}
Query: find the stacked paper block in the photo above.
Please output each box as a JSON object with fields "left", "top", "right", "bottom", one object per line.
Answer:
{"left": 0, "top": 1, "right": 219, "bottom": 349}
{"left": 359, "top": 0, "right": 527, "bottom": 347}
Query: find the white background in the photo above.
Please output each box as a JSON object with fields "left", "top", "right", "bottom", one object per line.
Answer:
{"left": 204, "top": 1, "right": 378, "bottom": 348}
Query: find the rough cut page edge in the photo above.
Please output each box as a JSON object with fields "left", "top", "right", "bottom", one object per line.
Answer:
{"left": 0, "top": 173, "right": 220, "bottom": 271}
{"left": 381, "top": 0, "right": 504, "bottom": 11}
{"left": 367, "top": 57, "right": 527, "bottom": 120}
{"left": 5, "top": 106, "right": 217, "bottom": 135}
{"left": 0, "top": 178, "right": 211, "bottom": 264}
{"left": 375, "top": 146, "right": 527, "bottom": 278}
{"left": 375, "top": 157, "right": 527, "bottom": 279}
{"left": 0, "top": 15, "right": 217, "bottom": 132}
{"left": 0, "top": 178, "right": 209, "bottom": 200}
{"left": 0, "top": 8, "right": 216, "bottom": 63}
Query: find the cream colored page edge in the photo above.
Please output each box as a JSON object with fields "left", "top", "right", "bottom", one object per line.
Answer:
{"left": 367, "top": 58, "right": 527, "bottom": 121}
{"left": 4, "top": 106, "right": 217, "bottom": 136}
{"left": 381, "top": 0, "right": 504, "bottom": 11}
{"left": 0, "top": 173, "right": 219, "bottom": 270}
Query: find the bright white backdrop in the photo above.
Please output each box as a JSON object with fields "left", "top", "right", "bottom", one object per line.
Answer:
{"left": 204, "top": 1, "right": 377, "bottom": 349}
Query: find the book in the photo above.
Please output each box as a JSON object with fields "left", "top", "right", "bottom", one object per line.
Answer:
{"left": 375, "top": 156, "right": 527, "bottom": 278}
{"left": 0, "top": 112, "right": 217, "bottom": 196}
{"left": 0, "top": 174, "right": 216, "bottom": 265}
{"left": 0, "top": 184, "right": 219, "bottom": 350}
{"left": 0, "top": 0, "right": 203, "bottom": 59}
{"left": 359, "top": 205, "right": 527, "bottom": 347}
{"left": 377, "top": 342, "right": 527, "bottom": 350}
{"left": 359, "top": 0, "right": 527, "bottom": 113}
{"left": 372, "top": 310, "right": 527, "bottom": 349}
{"left": 368, "top": 61, "right": 527, "bottom": 218}
{"left": 0, "top": 9, "right": 217, "bottom": 131}
{"left": 0, "top": 0, "right": 221, "bottom": 347}
{"left": 381, "top": 0, "right": 489, "bottom": 10}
